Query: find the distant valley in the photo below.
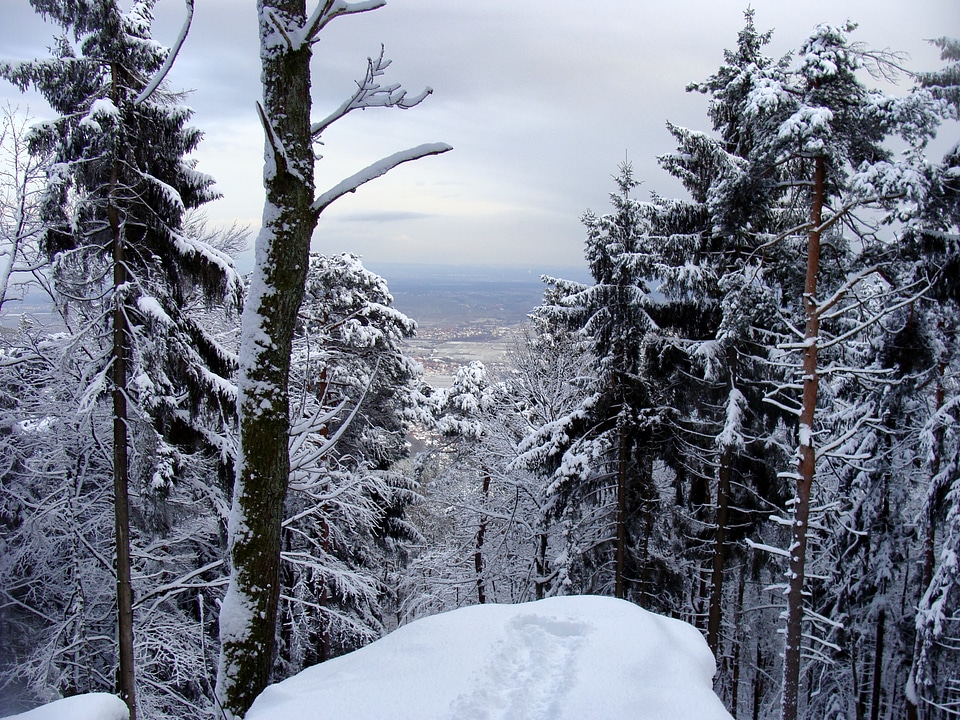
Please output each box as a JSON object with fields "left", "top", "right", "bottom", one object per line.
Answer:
{"left": 0, "top": 263, "right": 592, "bottom": 388}
{"left": 373, "top": 263, "right": 588, "bottom": 387}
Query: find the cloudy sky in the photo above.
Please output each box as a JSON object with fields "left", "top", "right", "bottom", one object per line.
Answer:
{"left": 2, "top": 0, "right": 957, "bottom": 273}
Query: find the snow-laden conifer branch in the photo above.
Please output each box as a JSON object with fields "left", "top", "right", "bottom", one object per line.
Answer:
{"left": 134, "top": 0, "right": 194, "bottom": 105}
{"left": 311, "top": 47, "right": 433, "bottom": 139}
{"left": 818, "top": 281, "right": 932, "bottom": 350}
{"left": 312, "top": 142, "right": 452, "bottom": 214}
{"left": 297, "top": 0, "right": 387, "bottom": 48}
{"left": 746, "top": 538, "right": 792, "bottom": 557}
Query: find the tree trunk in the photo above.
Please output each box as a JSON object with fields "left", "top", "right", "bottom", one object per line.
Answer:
{"left": 475, "top": 469, "right": 491, "bottom": 604}
{"left": 707, "top": 444, "right": 733, "bottom": 656}
{"left": 535, "top": 529, "right": 549, "bottom": 600}
{"left": 217, "top": 2, "right": 316, "bottom": 715}
{"left": 615, "top": 422, "right": 628, "bottom": 600}
{"left": 907, "top": 358, "right": 945, "bottom": 720}
{"left": 109, "top": 60, "right": 136, "bottom": 720}
{"left": 870, "top": 608, "right": 885, "bottom": 720}
{"left": 730, "top": 563, "right": 746, "bottom": 717}
{"left": 782, "top": 155, "right": 825, "bottom": 720}
{"left": 752, "top": 643, "right": 763, "bottom": 720}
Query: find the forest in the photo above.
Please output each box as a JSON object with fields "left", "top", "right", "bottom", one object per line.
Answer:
{"left": 0, "top": 1, "right": 958, "bottom": 719}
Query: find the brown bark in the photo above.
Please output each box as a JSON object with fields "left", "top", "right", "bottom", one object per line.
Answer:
{"left": 782, "top": 155, "right": 825, "bottom": 720}
{"left": 109, "top": 60, "right": 136, "bottom": 720}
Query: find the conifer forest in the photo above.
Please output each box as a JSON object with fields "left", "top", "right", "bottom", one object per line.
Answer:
{"left": 0, "top": 1, "right": 958, "bottom": 719}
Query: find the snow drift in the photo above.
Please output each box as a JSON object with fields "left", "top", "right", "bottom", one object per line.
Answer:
{"left": 5, "top": 693, "right": 128, "bottom": 720}
{"left": 248, "top": 595, "right": 732, "bottom": 720}
{"left": 6, "top": 596, "right": 731, "bottom": 720}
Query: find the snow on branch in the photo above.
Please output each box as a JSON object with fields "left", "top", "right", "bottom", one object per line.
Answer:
{"left": 312, "top": 142, "right": 452, "bottom": 215}
{"left": 295, "top": 0, "right": 387, "bottom": 48}
{"left": 745, "top": 538, "right": 791, "bottom": 558}
{"left": 311, "top": 47, "right": 433, "bottom": 139}
{"left": 134, "top": 0, "right": 195, "bottom": 105}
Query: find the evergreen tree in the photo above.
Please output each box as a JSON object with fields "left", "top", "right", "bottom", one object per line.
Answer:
{"left": 2, "top": 2, "right": 240, "bottom": 716}
{"left": 731, "top": 21, "right": 942, "bottom": 720}
{"left": 278, "top": 253, "right": 423, "bottom": 669}
{"left": 645, "top": 14, "right": 796, "bottom": 699}
{"left": 522, "top": 164, "right": 679, "bottom": 607}
{"left": 903, "top": 36, "right": 960, "bottom": 720}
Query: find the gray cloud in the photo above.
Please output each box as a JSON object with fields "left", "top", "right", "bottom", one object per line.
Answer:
{"left": 337, "top": 211, "right": 434, "bottom": 223}
{"left": 2, "top": 0, "right": 956, "bottom": 273}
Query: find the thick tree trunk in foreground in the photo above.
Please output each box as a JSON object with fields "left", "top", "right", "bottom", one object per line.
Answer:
{"left": 217, "top": 2, "right": 315, "bottom": 716}
{"left": 216, "top": 4, "right": 448, "bottom": 715}
{"left": 782, "top": 155, "right": 825, "bottom": 720}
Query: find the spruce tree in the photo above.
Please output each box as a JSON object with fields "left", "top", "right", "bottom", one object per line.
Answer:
{"left": 2, "top": 2, "right": 239, "bottom": 716}
{"left": 732, "top": 22, "right": 942, "bottom": 720}
{"left": 524, "top": 164, "right": 677, "bottom": 606}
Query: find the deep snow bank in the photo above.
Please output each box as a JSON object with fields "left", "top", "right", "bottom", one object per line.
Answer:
{"left": 248, "top": 595, "right": 732, "bottom": 720}
{"left": 4, "top": 693, "right": 128, "bottom": 720}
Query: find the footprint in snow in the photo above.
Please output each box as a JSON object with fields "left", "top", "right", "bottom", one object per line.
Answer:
{"left": 448, "top": 613, "right": 589, "bottom": 720}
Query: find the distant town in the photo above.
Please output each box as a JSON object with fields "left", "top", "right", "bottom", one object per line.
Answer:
{"left": 377, "top": 263, "right": 587, "bottom": 387}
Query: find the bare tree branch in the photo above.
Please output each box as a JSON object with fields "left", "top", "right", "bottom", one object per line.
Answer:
{"left": 311, "top": 46, "right": 433, "bottom": 139}
{"left": 134, "top": 0, "right": 195, "bottom": 105}
{"left": 312, "top": 142, "right": 452, "bottom": 214}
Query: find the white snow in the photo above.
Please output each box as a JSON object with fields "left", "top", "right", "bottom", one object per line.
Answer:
{"left": 245, "top": 595, "right": 732, "bottom": 720}
{"left": 5, "top": 693, "right": 128, "bottom": 720}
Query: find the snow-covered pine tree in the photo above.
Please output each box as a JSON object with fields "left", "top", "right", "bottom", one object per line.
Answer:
{"left": 643, "top": 14, "right": 797, "bottom": 704}
{"left": 2, "top": 2, "right": 241, "bottom": 717}
{"left": 731, "top": 21, "right": 943, "bottom": 720}
{"left": 521, "top": 164, "right": 679, "bottom": 607}
{"left": 278, "top": 252, "right": 423, "bottom": 669}
{"left": 220, "top": 3, "right": 450, "bottom": 712}
{"left": 902, "top": 36, "right": 960, "bottom": 720}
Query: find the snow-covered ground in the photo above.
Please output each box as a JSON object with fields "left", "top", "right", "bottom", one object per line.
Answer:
{"left": 7, "top": 596, "right": 732, "bottom": 720}
{"left": 249, "top": 595, "right": 732, "bottom": 720}
{"left": 5, "top": 693, "right": 128, "bottom": 720}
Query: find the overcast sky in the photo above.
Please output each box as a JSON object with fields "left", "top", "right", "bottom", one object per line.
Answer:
{"left": 2, "top": 0, "right": 957, "bottom": 273}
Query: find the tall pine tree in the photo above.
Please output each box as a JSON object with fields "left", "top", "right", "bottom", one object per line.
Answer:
{"left": 2, "top": 2, "right": 240, "bottom": 716}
